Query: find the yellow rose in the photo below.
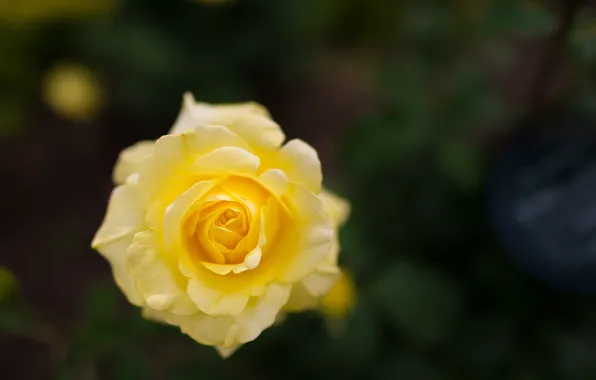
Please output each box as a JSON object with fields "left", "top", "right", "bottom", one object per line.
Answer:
{"left": 92, "top": 93, "right": 350, "bottom": 356}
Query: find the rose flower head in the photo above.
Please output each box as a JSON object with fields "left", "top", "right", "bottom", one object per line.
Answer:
{"left": 92, "top": 93, "right": 350, "bottom": 357}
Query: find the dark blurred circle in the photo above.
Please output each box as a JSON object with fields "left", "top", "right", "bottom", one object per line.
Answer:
{"left": 488, "top": 116, "right": 596, "bottom": 292}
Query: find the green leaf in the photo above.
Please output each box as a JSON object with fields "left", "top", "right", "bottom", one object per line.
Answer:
{"left": 570, "top": 9, "right": 596, "bottom": 64}
{"left": 379, "top": 353, "right": 452, "bottom": 380}
{"left": 372, "top": 262, "right": 464, "bottom": 347}
{"left": 436, "top": 137, "right": 483, "bottom": 190}
{"left": 83, "top": 280, "right": 121, "bottom": 324}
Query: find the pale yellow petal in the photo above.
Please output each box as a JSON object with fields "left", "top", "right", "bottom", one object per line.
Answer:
{"left": 183, "top": 124, "right": 250, "bottom": 157}
{"left": 277, "top": 185, "right": 334, "bottom": 282}
{"left": 283, "top": 263, "right": 339, "bottom": 313}
{"left": 258, "top": 169, "right": 289, "bottom": 197}
{"left": 113, "top": 141, "right": 154, "bottom": 185}
{"left": 229, "top": 282, "right": 290, "bottom": 346}
{"left": 301, "top": 263, "right": 340, "bottom": 297}
{"left": 169, "top": 92, "right": 201, "bottom": 134}
{"left": 99, "top": 235, "right": 144, "bottom": 306}
{"left": 169, "top": 92, "right": 271, "bottom": 135}
{"left": 192, "top": 147, "right": 260, "bottom": 176}
{"left": 187, "top": 278, "right": 249, "bottom": 316}
{"left": 215, "top": 345, "right": 239, "bottom": 358}
{"left": 91, "top": 185, "right": 145, "bottom": 305}
{"left": 319, "top": 188, "right": 351, "bottom": 227}
{"left": 167, "top": 312, "right": 236, "bottom": 347}
{"left": 126, "top": 231, "right": 196, "bottom": 315}
{"left": 284, "top": 282, "right": 318, "bottom": 312}
{"left": 169, "top": 282, "right": 289, "bottom": 348}
{"left": 92, "top": 184, "right": 145, "bottom": 247}
{"left": 141, "top": 307, "right": 168, "bottom": 324}
{"left": 224, "top": 114, "right": 285, "bottom": 150}
{"left": 138, "top": 134, "right": 188, "bottom": 200}
{"left": 278, "top": 139, "right": 322, "bottom": 192}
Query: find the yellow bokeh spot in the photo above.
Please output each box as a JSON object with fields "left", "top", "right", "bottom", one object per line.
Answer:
{"left": 43, "top": 63, "right": 102, "bottom": 123}
{"left": 0, "top": 0, "right": 116, "bottom": 23}
{"left": 321, "top": 271, "right": 355, "bottom": 319}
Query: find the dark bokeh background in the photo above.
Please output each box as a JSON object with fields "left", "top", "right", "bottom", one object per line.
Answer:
{"left": 3, "top": 0, "right": 596, "bottom": 379}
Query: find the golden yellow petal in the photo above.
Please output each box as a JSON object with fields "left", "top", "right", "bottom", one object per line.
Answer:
{"left": 163, "top": 180, "right": 218, "bottom": 260}
{"left": 200, "top": 247, "right": 262, "bottom": 275}
{"left": 320, "top": 271, "right": 356, "bottom": 319}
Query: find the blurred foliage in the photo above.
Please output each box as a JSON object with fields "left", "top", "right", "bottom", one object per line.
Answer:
{"left": 3, "top": 0, "right": 596, "bottom": 379}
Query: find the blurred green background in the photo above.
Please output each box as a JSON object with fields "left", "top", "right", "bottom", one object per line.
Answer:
{"left": 3, "top": 0, "right": 596, "bottom": 379}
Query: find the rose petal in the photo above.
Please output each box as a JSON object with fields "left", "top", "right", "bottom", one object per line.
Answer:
{"left": 192, "top": 147, "right": 260, "bottom": 177}
{"left": 126, "top": 231, "right": 197, "bottom": 315}
{"left": 258, "top": 169, "right": 289, "bottom": 197}
{"left": 278, "top": 139, "right": 322, "bottom": 192}
{"left": 170, "top": 93, "right": 271, "bottom": 136}
{"left": 319, "top": 188, "right": 351, "bottom": 227}
{"left": 187, "top": 278, "right": 250, "bottom": 316}
{"left": 113, "top": 141, "right": 154, "bottom": 185}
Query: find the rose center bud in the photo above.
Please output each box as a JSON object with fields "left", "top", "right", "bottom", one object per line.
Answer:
{"left": 183, "top": 199, "right": 254, "bottom": 266}
{"left": 210, "top": 208, "right": 246, "bottom": 250}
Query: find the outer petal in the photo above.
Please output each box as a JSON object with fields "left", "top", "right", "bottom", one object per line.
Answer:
{"left": 113, "top": 141, "right": 154, "bottom": 185}
{"left": 224, "top": 115, "right": 285, "bottom": 150}
{"left": 187, "top": 278, "right": 250, "bottom": 316}
{"left": 138, "top": 134, "right": 189, "bottom": 201}
{"left": 284, "top": 282, "right": 319, "bottom": 312}
{"left": 215, "top": 346, "right": 239, "bottom": 359}
{"left": 277, "top": 183, "right": 333, "bottom": 282}
{"left": 191, "top": 147, "right": 260, "bottom": 177}
{"left": 91, "top": 184, "right": 146, "bottom": 305}
{"left": 168, "top": 282, "right": 290, "bottom": 348}
{"left": 170, "top": 93, "right": 284, "bottom": 149}
{"left": 229, "top": 282, "right": 291, "bottom": 346}
{"left": 284, "top": 263, "right": 340, "bottom": 313}
{"left": 319, "top": 188, "right": 351, "bottom": 227}
{"left": 258, "top": 169, "right": 289, "bottom": 197}
{"left": 183, "top": 124, "right": 250, "bottom": 158}
{"left": 320, "top": 271, "right": 356, "bottom": 318}
{"left": 300, "top": 263, "right": 340, "bottom": 296}
{"left": 126, "top": 231, "right": 197, "bottom": 315}
{"left": 277, "top": 139, "right": 322, "bottom": 192}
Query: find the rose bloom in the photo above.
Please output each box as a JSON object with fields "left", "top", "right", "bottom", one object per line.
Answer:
{"left": 92, "top": 93, "right": 350, "bottom": 356}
